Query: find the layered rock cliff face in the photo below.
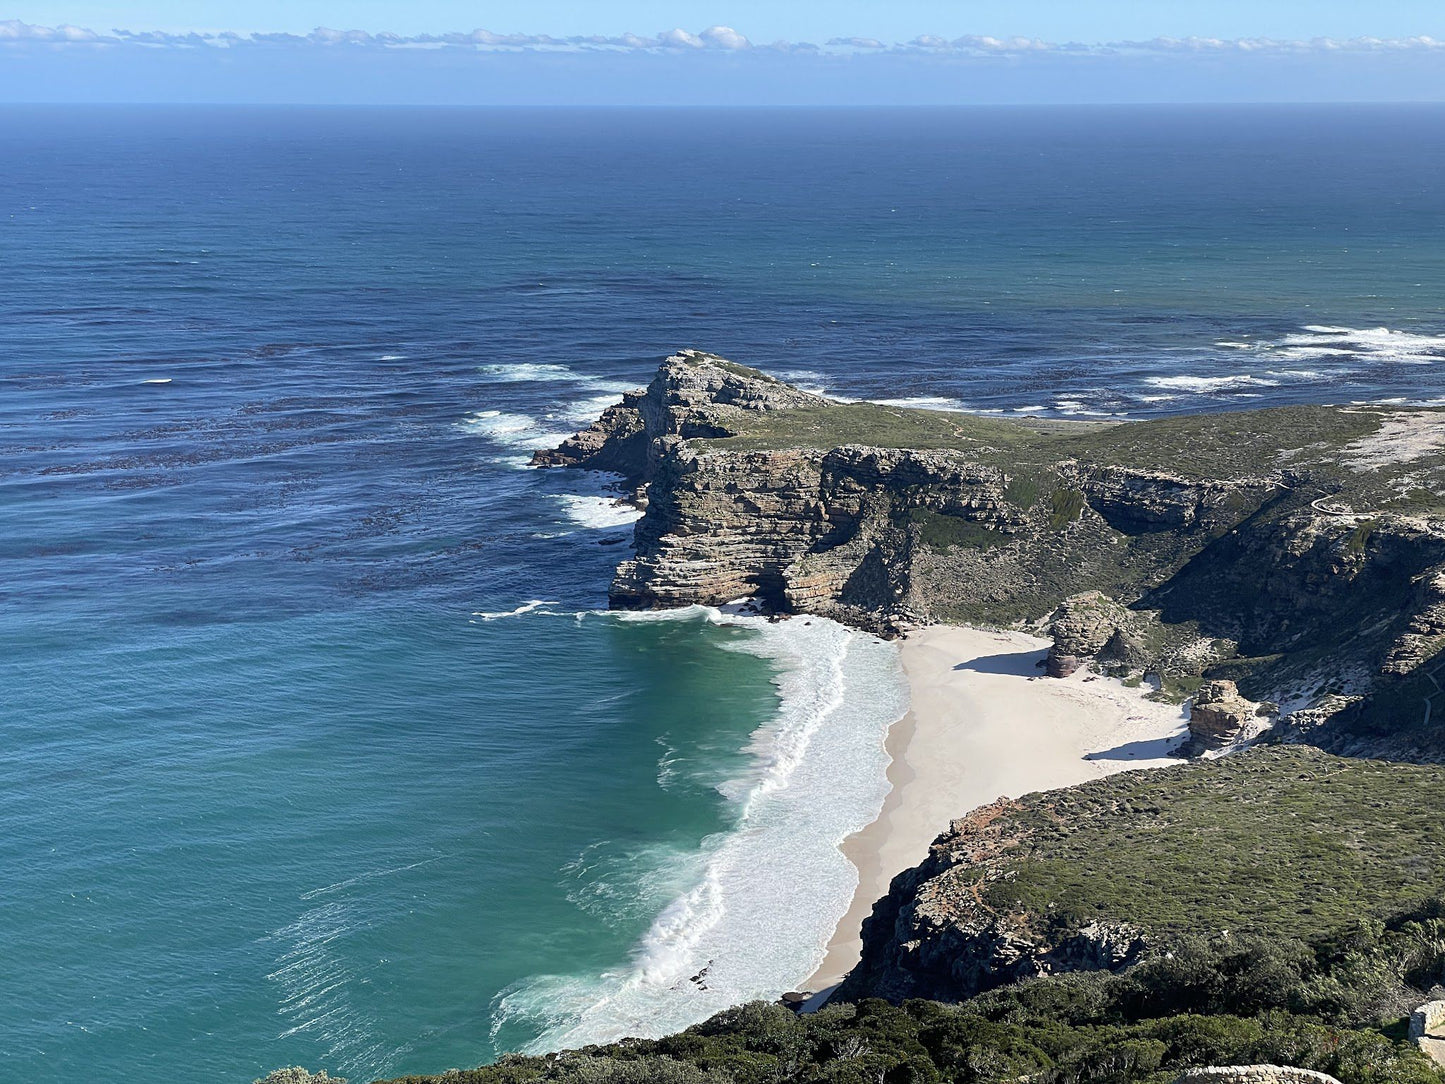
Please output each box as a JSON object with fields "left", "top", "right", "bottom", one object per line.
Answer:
{"left": 538, "top": 352, "right": 1445, "bottom": 759}
{"left": 833, "top": 797, "right": 1149, "bottom": 1004}
{"left": 532, "top": 348, "right": 824, "bottom": 483}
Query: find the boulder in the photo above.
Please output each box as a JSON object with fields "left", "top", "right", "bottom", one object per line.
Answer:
{"left": 1046, "top": 592, "right": 1135, "bottom": 677}
{"left": 1186, "top": 679, "right": 1271, "bottom": 753}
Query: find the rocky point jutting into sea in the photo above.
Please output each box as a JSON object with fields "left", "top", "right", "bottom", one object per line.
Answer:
{"left": 537, "top": 349, "right": 1445, "bottom": 763}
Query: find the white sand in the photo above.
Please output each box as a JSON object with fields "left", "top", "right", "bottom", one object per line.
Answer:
{"left": 807, "top": 624, "right": 1188, "bottom": 991}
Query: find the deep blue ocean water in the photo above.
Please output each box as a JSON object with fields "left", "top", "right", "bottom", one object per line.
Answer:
{"left": 3, "top": 105, "right": 1444, "bottom": 1083}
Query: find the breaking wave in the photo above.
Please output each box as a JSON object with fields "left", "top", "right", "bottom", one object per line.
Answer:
{"left": 1220, "top": 325, "right": 1445, "bottom": 366}
{"left": 488, "top": 609, "right": 905, "bottom": 1054}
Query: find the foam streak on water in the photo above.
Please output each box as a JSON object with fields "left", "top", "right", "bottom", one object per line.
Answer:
{"left": 490, "top": 609, "right": 906, "bottom": 1052}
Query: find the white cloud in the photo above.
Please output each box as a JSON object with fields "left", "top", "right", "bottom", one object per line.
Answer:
{"left": 2, "top": 20, "right": 1443, "bottom": 59}
{"left": 1, "top": 19, "right": 102, "bottom": 41}
{"left": 699, "top": 26, "right": 750, "bottom": 50}
{"left": 656, "top": 28, "right": 704, "bottom": 49}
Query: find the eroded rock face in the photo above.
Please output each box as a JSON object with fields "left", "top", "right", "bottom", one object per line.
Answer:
{"left": 1185, "top": 679, "right": 1272, "bottom": 754}
{"left": 531, "top": 392, "right": 650, "bottom": 479}
{"left": 1046, "top": 592, "right": 1137, "bottom": 677}
{"left": 610, "top": 442, "right": 1018, "bottom": 631}
{"left": 836, "top": 799, "right": 1147, "bottom": 1004}
{"left": 529, "top": 350, "right": 824, "bottom": 484}
{"left": 1071, "top": 464, "right": 1244, "bottom": 532}
{"left": 538, "top": 353, "right": 1445, "bottom": 757}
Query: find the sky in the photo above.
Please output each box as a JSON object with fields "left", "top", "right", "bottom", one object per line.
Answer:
{"left": 3, "top": 1, "right": 1445, "bottom": 104}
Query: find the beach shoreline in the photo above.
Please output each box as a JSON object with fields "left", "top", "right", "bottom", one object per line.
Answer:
{"left": 806, "top": 624, "right": 1189, "bottom": 992}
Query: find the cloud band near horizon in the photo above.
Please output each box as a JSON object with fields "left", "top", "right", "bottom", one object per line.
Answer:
{"left": 3, "top": 20, "right": 1444, "bottom": 57}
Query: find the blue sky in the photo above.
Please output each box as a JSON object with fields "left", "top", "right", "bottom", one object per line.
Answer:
{"left": 3, "top": 2, "right": 1445, "bottom": 104}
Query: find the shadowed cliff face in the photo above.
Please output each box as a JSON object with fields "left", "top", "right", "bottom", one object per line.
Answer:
{"left": 538, "top": 352, "right": 1445, "bottom": 762}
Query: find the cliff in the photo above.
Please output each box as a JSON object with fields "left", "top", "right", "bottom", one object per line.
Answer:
{"left": 538, "top": 351, "right": 1445, "bottom": 761}
{"left": 836, "top": 745, "right": 1445, "bottom": 1005}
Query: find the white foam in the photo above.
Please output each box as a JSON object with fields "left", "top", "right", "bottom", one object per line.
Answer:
{"left": 479, "top": 363, "right": 635, "bottom": 396}
{"left": 491, "top": 609, "right": 906, "bottom": 1053}
{"left": 775, "top": 368, "right": 827, "bottom": 393}
{"left": 473, "top": 600, "right": 562, "bottom": 620}
{"left": 1144, "top": 374, "right": 1281, "bottom": 393}
{"left": 379, "top": 354, "right": 407, "bottom": 361}
{"left": 560, "top": 394, "right": 628, "bottom": 425}
{"left": 871, "top": 396, "right": 969, "bottom": 412}
{"left": 457, "top": 409, "right": 572, "bottom": 451}
{"left": 141, "top": 378, "right": 172, "bottom": 385}
{"left": 1052, "top": 399, "right": 1117, "bottom": 416}
{"left": 554, "top": 495, "right": 643, "bottom": 530}
{"left": 1221, "top": 325, "right": 1445, "bottom": 367}
{"left": 478, "top": 362, "right": 583, "bottom": 383}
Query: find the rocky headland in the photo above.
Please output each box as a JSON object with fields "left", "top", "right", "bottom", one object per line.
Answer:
{"left": 538, "top": 349, "right": 1445, "bottom": 763}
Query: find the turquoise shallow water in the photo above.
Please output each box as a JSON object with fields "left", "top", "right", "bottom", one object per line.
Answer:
{"left": 3, "top": 605, "right": 834, "bottom": 1078}
{"left": 2, "top": 104, "right": 1444, "bottom": 1082}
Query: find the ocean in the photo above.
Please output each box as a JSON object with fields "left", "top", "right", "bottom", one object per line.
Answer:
{"left": 2, "top": 104, "right": 1443, "bottom": 1083}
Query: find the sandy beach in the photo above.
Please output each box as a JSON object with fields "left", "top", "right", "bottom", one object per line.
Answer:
{"left": 807, "top": 624, "right": 1188, "bottom": 992}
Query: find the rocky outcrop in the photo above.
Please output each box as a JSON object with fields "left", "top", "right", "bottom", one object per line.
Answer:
{"left": 531, "top": 392, "right": 650, "bottom": 479}
{"left": 839, "top": 746, "right": 1445, "bottom": 1008}
{"left": 1410, "top": 1000, "right": 1445, "bottom": 1067}
{"left": 1045, "top": 592, "right": 1142, "bottom": 677}
{"left": 1184, "top": 679, "right": 1274, "bottom": 755}
{"left": 1065, "top": 463, "right": 1264, "bottom": 533}
{"left": 1383, "top": 569, "right": 1445, "bottom": 677}
{"left": 530, "top": 350, "right": 824, "bottom": 484}
{"left": 1175, "top": 1068, "right": 1342, "bottom": 1084}
{"left": 609, "top": 443, "right": 1018, "bottom": 631}
{"left": 835, "top": 798, "right": 1147, "bottom": 1004}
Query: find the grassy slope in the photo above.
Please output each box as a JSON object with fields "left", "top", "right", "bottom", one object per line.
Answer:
{"left": 982, "top": 746, "right": 1445, "bottom": 940}
{"left": 706, "top": 400, "right": 1445, "bottom": 515}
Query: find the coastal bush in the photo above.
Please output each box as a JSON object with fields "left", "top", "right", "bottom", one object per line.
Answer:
{"left": 1049, "top": 488, "right": 1087, "bottom": 530}
{"left": 982, "top": 749, "right": 1445, "bottom": 946}
{"left": 1003, "top": 475, "right": 1041, "bottom": 509}
{"left": 909, "top": 509, "right": 1010, "bottom": 552}
{"left": 377, "top": 992, "right": 1445, "bottom": 1084}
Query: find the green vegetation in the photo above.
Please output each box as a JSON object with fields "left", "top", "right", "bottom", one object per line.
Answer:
{"left": 707, "top": 398, "right": 1445, "bottom": 517}
{"left": 1048, "top": 488, "right": 1086, "bottom": 530}
{"left": 707, "top": 402, "right": 1058, "bottom": 454}
{"left": 711, "top": 359, "right": 779, "bottom": 383}
{"left": 983, "top": 747, "right": 1445, "bottom": 942}
{"left": 1347, "top": 518, "right": 1379, "bottom": 555}
{"left": 378, "top": 913, "right": 1445, "bottom": 1084}
{"left": 1003, "top": 475, "right": 1041, "bottom": 509}
{"left": 910, "top": 509, "right": 1010, "bottom": 552}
